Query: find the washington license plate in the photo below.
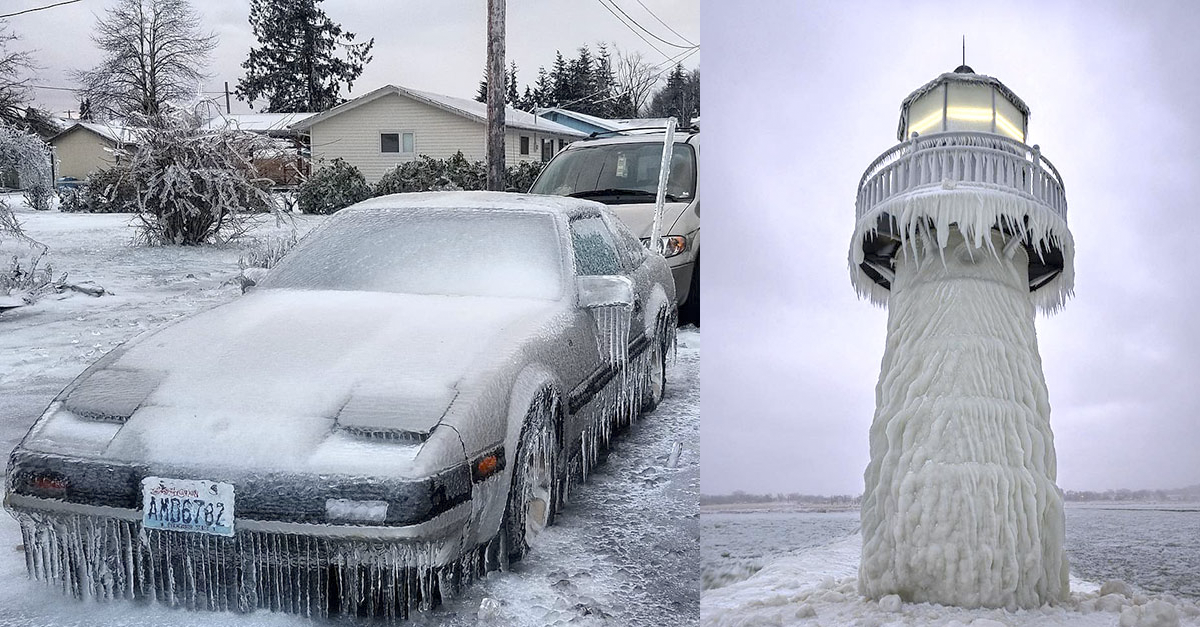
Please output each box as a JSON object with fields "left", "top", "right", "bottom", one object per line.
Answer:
{"left": 141, "top": 477, "right": 235, "bottom": 537}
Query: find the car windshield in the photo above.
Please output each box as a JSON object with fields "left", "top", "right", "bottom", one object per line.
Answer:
{"left": 263, "top": 209, "right": 564, "bottom": 300}
{"left": 529, "top": 141, "right": 696, "bottom": 203}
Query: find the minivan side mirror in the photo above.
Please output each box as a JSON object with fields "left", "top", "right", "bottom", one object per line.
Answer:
{"left": 576, "top": 275, "right": 634, "bottom": 309}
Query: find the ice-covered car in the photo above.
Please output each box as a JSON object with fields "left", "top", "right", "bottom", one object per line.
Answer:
{"left": 529, "top": 128, "right": 701, "bottom": 324}
{"left": 4, "top": 191, "right": 677, "bottom": 618}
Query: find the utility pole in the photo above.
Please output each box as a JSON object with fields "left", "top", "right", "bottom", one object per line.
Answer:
{"left": 224, "top": 81, "right": 231, "bottom": 114}
{"left": 486, "top": 0, "right": 506, "bottom": 191}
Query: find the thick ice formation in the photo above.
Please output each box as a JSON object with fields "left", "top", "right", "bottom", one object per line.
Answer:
{"left": 857, "top": 224, "right": 1069, "bottom": 608}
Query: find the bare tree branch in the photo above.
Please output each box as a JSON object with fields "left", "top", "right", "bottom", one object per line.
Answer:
{"left": 75, "top": 0, "right": 217, "bottom": 122}
{"left": 613, "top": 46, "right": 658, "bottom": 117}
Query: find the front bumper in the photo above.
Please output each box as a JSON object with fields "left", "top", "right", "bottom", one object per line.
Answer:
{"left": 9, "top": 503, "right": 474, "bottom": 618}
{"left": 4, "top": 449, "right": 479, "bottom": 618}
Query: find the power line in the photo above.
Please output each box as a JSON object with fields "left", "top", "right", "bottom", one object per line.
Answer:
{"left": 633, "top": 0, "right": 695, "bottom": 47}
{"left": 0, "top": 0, "right": 85, "bottom": 19}
{"left": 593, "top": 0, "right": 669, "bottom": 59}
{"left": 601, "top": 0, "right": 694, "bottom": 50}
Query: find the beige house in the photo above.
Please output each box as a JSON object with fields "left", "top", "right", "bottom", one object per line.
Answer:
{"left": 289, "top": 84, "right": 587, "bottom": 183}
{"left": 48, "top": 122, "right": 139, "bottom": 181}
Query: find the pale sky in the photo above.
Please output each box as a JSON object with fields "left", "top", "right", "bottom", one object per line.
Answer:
{"left": 704, "top": 0, "right": 1200, "bottom": 495}
{"left": 5, "top": 0, "right": 699, "bottom": 117}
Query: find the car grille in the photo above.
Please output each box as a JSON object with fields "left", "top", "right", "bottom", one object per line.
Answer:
{"left": 13, "top": 510, "right": 486, "bottom": 620}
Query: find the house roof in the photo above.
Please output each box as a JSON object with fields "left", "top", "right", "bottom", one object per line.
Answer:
{"left": 49, "top": 122, "right": 140, "bottom": 145}
{"left": 290, "top": 85, "right": 587, "bottom": 137}
{"left": 202, "top": 112, "right": 317, "bottom": 133}
{"left": 536, "top": 107, "right": 679, "bottom": 133}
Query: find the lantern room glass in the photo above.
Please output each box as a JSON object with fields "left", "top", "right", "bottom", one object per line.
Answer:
{"left": 904, "top": 80, "right": 1027, "bottom": 143}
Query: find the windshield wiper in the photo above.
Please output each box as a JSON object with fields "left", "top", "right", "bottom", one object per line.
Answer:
{"left": 568, "top": 188, "right": 681, "bottom": 202}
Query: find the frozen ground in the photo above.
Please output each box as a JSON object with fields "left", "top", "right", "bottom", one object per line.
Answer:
{"left": 702, "top": 507, "right": 1200, "bottom": 627}
{"left": 0, "top": 204, "right": 700, "bottom": 626}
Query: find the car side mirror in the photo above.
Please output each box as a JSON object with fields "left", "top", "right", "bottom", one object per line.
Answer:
{"left": 576, "top": 275, "right": 634, "bottom": 309}
{"left": 240, "top": 267, "right": 269, "bottom": 294}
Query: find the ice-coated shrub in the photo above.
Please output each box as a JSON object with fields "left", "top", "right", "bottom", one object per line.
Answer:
{"left": 372, "top": 151, "right": 547, "bottom": 197}
{"left": 238, "top": 232, "right": 297, "bottom": 270}
{"left": 296, "top": 159, "right": 370, "bottom": 214}
{"left": 125, "top": 117, "right": 279, "bottom": 245}
{"left": 57, "top": 186, "right": 89, "bottom": 213}
{"left": 0, "top": 125, "right": 53, "bottom": 209}
{"left": 85, "top": 168, "right": 139, "bottom": 213}
{"left": 23, "top": 184, "right": 53, "bottom": 212}
{"left": 507, "top": 160, "right": 545, "bottom": 193}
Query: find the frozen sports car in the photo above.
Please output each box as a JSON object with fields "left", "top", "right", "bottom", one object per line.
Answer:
{"left": 4, "top": 191, "right": 677, "bottom": 619}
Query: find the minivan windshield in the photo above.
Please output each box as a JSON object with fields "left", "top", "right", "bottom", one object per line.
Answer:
{"left": 530, "top": 142, "right": 696, "bottom": 203}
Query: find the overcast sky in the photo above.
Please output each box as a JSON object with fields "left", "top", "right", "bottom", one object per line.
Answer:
{"left": 704, "top": 0, "right": 1200, "bottom": 496}
{"left": 6, "top": 0, "right": 699, "bottom": 117}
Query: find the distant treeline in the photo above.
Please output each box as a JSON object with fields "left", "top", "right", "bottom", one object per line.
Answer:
{"left": 702, "top": 485, "right": 1200, "bottom": 506}
{"left": 700, "top": 492, "right": 861, "bottom": 507}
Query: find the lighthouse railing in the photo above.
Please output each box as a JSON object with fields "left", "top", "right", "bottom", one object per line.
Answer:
{"left": 856, "top": 131, "right": 1068, "bottom": 223}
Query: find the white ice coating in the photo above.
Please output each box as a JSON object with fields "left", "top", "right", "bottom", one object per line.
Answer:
{"left": 850, "top": 187, "right": 1075, "bottom": 314}
{"left": 858, "top": 224, "right": 1069, "bottom": 609}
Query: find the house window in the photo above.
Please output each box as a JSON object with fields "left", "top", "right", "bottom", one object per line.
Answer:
{"left": 520, "top": 136, "right": 530, "bottom": 155}
{"left": 558, "top": 139, "right": 566, "bottom": 151}
{"left": 381, "top": 132, "right": 415, "bottom": 154}
{"left": 541, "top": 139, "right": 553, "bottom": 162}
{"left": 381, "top": 133, "right": 399, "bottom": 153}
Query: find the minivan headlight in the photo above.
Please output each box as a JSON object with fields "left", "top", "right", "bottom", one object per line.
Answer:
{"left": 642, "top": 235, "right": 688, "bottom": 258}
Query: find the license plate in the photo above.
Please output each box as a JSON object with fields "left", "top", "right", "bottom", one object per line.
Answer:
{"left": 141, "top": 477, "right": 235, "bottom": 537}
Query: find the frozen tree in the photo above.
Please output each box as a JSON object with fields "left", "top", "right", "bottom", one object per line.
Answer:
{"left": 236, "top": 0, "right": 374, "bottom": 112}
{"left": 613, "top": 48, "right": 657, "bottom": 117}
{"left": 76, "top": 0, "right": 217, "bottom": 121}
{"left": 123, "top": 115, "right": 280, "bottom": 245}
{"left": 0, "top": 22, "right": 33, "bottom": 127}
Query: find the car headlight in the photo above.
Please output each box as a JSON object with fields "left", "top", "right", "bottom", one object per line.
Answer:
{"left": 62, "top": 369, "right": 162, "bottom": 423}
{"left": 641, "top": 235, "right": 688, "bottom": 258}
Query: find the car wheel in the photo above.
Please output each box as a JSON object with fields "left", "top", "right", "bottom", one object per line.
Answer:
{"left": 681, "top": 255, "right": 700, "bottom": 326}
{"left": 503, "top": 391, "right": 559, "bottom": 563}
{"left": 642, "top": 336, "right": 667, "bottom": 412}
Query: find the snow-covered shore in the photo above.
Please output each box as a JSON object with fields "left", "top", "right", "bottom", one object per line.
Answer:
{"left": 702, "top": 533, "right": 1199, "bottom": 627}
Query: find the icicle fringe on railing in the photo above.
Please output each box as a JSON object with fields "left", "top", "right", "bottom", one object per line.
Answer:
{"left": 849, "top": 187, "right": 1075, "bottom": 314}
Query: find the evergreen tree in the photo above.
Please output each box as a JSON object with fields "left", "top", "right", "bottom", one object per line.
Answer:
{"left": 648, "top": 64, "right": 700, "bottom": 125}
{"left": 237, "top": 0, "right": 374, "bottom": 112}
{"left": 533, "top": 67, "right": 552, "bottom": 108}
{"left": 506, "top": 61, "right": 520, "bottom": 105}
{"left": 549, "top": 51, "right": 569, "bottom": 106}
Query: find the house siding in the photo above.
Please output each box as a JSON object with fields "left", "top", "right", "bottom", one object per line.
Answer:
{"left": 308, "top": 92, "right": 576, "bottom": 184}
{"left": 51, "top": 130, "right": 120, "bottom": 180}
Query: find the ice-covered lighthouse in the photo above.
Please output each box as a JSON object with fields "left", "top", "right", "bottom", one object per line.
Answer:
{"left": 850, "top": 65, "right": 1074, "bottom": 609}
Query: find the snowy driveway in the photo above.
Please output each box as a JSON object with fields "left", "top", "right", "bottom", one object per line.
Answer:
{"left": 0, "top": 208, "right": 699, "bottom": 626}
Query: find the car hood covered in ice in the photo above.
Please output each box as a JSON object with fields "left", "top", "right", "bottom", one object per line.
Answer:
{"left": 27, "top": 289, "right": 560, "bottom": 473}
{"left": 605, "top": 201, "right": 691, "bottom": 238}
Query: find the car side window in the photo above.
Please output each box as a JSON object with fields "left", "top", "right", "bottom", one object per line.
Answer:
{"left": 605, "top": 212, "right": 647, "bottom": 270}
{"left": 570, "top": 216, "right": 622, "bottom": 276}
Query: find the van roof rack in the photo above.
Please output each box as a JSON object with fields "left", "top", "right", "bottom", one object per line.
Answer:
{"left": 586, "top": 125, "right": 699, "bottom": 139}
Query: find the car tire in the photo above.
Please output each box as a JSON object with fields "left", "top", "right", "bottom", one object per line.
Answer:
{"left": 681, "top": 255, "right": 700, "bottom": 326}
{"left": 642, "top": 335, "right": 667, "bottom": 412}
{"left": 502, "top": 390, "right": 560, "bottom": 563}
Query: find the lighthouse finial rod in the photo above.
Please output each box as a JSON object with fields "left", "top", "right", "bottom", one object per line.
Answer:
{"left": 962, "top": 35, "right": 966, "bottom": 67}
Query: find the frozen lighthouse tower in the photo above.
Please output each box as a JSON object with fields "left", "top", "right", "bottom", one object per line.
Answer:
{"left": 850, "top": 66, "right": 1074, "bottom": 609}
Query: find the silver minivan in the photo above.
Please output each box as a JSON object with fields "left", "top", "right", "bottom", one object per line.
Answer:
{"left": 529, "top": 129, "right": 700, "bottom": 324}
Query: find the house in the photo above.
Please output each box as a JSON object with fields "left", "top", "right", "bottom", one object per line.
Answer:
{"left": 535, "top": 107, "right": 677, "bottom": 136}
{"left": 289, "top": 85, "right": 586, "bottom": 183}
{"left": 203, "top": 112, "right": 318, "bottom": 186}
{"left": 48, "top": 122, "right": 139, "bottom": 181}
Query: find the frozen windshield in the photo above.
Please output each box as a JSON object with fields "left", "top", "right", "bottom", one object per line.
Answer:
{"left": 263, "top": 209, "right": 564, "bottom": 300}
{"left": 530, "top": 142, "right": 696, "bottom": 203}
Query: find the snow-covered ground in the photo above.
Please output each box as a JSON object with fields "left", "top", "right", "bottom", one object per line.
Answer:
{"left": 0, "top": 204, "right": 700, "bottom": 626}
{"left": 702, "top": 509, "right": 1200, "bottom": 627}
